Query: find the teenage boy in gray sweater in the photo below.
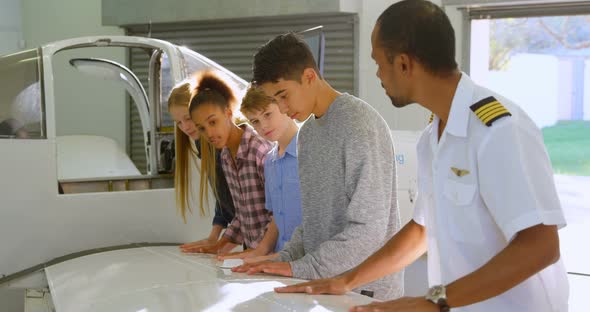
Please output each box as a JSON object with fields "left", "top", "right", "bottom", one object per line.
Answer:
{"left": 233, "top": 33, "right": 403, "bottom": 300}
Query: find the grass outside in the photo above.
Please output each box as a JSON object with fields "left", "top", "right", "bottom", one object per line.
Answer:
{"left": 542, "top": 121, "right": 590, "bottom": 176}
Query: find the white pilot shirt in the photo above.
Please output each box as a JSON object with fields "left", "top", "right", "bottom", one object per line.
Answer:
{"left": 413, "top": 73, "right": 569, "bottom": 312}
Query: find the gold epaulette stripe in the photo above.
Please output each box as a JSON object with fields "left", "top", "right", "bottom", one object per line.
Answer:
{"left": 470, "top": 96, "right": 511, "bottom": 127}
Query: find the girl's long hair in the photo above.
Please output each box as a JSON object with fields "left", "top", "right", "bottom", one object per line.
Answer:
{"left": 188, "top": 70, "right": 241, "bottom": 217}
{"left": 168, "top": 80, "right": 200, "bottom": 223}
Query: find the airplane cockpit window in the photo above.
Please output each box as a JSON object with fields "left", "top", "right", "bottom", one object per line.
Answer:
{"left": 159, "top": 52, "right": 174, "bottom": 129}
{"left": 154, "top": 52, "right": 179, "bottom": 175}
{"left": 54, "top": 47, "right": 165, "bottom": 194}
{"left": 0, "top": 49, "right": 45, "bottom": 139}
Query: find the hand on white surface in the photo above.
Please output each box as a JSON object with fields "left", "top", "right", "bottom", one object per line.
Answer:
{"left": 181, "top": 241, "right": 233, "bottom": 254}
{"left": 274, "top": 275, "right": 351, "bottom": 295}
{"left": 232, "top": 260, "right": 293, "bottom": 277}
{"left": 185, "top": 244, "right": 220, "bottom": 254}
{"left": 179, "top": 238, "right": 216, "bottom": 252}
{"left": 217, "top": 242, "right": 239, "bottom": 255}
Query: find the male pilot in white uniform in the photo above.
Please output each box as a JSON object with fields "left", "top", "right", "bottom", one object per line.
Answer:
{"left": 274, "top": 1, "right": 569, "bottom": 311}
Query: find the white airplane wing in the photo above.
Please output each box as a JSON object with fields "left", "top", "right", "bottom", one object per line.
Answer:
{"left": 45, "top": 246, "right": 376, "bottom": 312}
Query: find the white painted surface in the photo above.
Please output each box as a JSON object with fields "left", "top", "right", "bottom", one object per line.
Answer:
{"left": 444, "top": 4, "right": 465, "bottom": 70}
{"left": 57, "top": 135, "right": 140, "bottom": 180}
{"left": 354, "top": 0, "right": 432, "bottom": 131}
{"left": 389, "top": 130, "right": 429, "bottom": 298}
{"left": 390, "top": 130, "right": 421, "bottom": 226}
{"left": 0, "top": 139, "right": 212, "bottom": 286}
{"left": 45, "top": 246, "right": 375, "bottom": 312}
{"left": 0, "top": 0, "right": 23, "bottom": 56}
{"left": 404, "top": 257, "right": 429, "bottom": 297}
{"left": 568, "top": 274, "right": 590, "bottom": 312}
{"left": 556, "top": 174, "right": 590, "bottom": 276}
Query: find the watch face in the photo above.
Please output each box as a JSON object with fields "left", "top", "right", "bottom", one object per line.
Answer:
{"left": 430, "top": 286, "right": 442, "bottom": 297}
{"left": 427, "top": 285, "right": 446, "bottom": 302}
{"left": 433, "top": 287, "right": 442, "bottom": 296}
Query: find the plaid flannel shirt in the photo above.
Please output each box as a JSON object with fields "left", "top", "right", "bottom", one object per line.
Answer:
{"left": 221, "top": 124, "right": 273, "bottom": 248}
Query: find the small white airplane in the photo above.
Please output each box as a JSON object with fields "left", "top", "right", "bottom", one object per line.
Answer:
{"left": 0, "top": 34, "right": 422, "bottom": 311}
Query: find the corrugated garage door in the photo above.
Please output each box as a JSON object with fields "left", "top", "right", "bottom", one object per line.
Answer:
{"left": 125, "top": 13, "right": 357, "bottom": 172}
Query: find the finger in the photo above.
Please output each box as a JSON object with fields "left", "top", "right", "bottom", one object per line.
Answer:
{"left": 349, "top": 305, "right": 372, "bottom": 312}
{"left": 275, "top": 283, "right": 315, "bottom": 293}
{"left": 181, "top": 243, "right": 212, "bottom": 251}
{"left": 180, "top": 240, "right": 208, "bottom": 248}
{"left": 180, "top": 240, "right": 203, "bottom": 246}
{"left": 231, "top": 264, "right": 253, "bottom": 272}
{"left": 183, "top": 240, "right": 207, "bottom": 246}
{"left": 350, "top": 302, "right": 384, "bottom": 312}
{"left": 261, "top": 267, "right": 288, "bottom": 277}
{"left": 302, "top": 285, "right": 331, "bottom": 295}
{"left": 246, "top": 265, "right": 267, "bottom": 275}
{"left": 180, "top": 246, "right": 195, "bottom": 250}
{"left": 305, "top": 286, "right": 334, "bottom": 295}
{"left": 243, "top": 257, "right": 261, "bottom": 264}
{"left": 189, "top": 247, "right": 211, "bottom": 254}
{"left": 180, "top": 244, "right": 198, "bottom": 249}
{"left": 181, "top": 247, "right": 204, "bottom": 253}
{"left": 235, "top": 260, "right": 270, "bottom": 272}
{"left": 241, "top": 252, "right": 259, "bottom": 259}
{"left": 185, "top": 247, "right": 209, "bottom": 253}
{"left": 278, "top": 283, "right": 335, "bottom": 295}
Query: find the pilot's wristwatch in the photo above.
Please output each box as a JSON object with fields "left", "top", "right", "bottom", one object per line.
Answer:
{"left": 425, "top": 285, "right": 451, "bottom": 312}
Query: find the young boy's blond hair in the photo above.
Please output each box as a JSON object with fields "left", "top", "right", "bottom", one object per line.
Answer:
{"left": 240, "top": 85, "right": 274, "bottom": 115}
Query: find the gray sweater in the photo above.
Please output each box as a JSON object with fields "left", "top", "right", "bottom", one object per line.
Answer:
{"left": 277, "top": 93, "right": 404, "bottom": 300}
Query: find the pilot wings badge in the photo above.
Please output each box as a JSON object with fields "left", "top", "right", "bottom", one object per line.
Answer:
{"left": 451, "top": 167, "right": 470, "bottom": 177}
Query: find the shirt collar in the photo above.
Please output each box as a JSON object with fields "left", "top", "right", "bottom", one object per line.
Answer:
{"left": 222, "top": 124, "right": 255, "bottom": 161}
{"left": 444, "top": 73, "right": 474, "bottom": 138}
{"left": 285, "top": 133, "right": 298, "bottom": 157}
{"left": 270, "top": 132, "right": 298, "bottom": 162}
